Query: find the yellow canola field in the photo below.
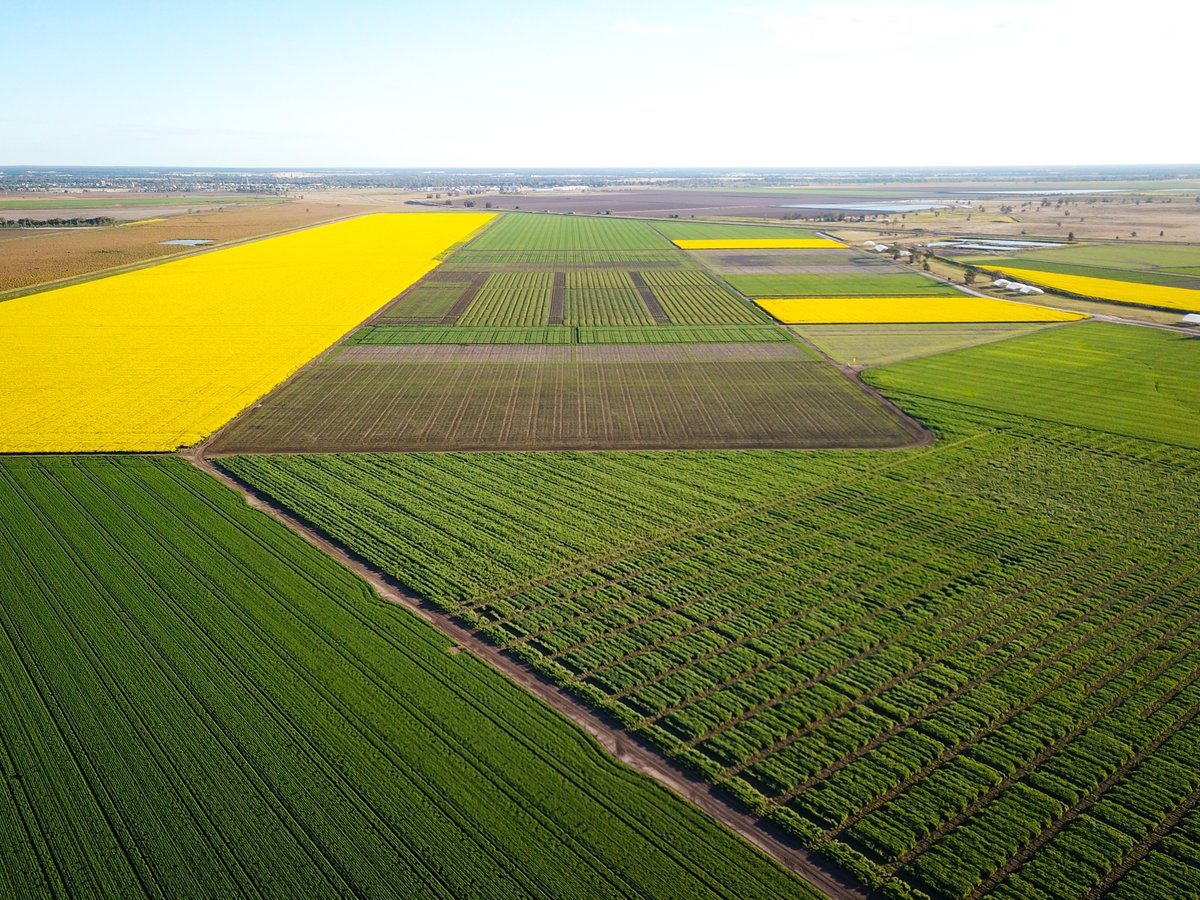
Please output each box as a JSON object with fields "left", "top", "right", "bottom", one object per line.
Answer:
{"left": 987, "top": 267, "right": 1200, "bottom": 311}
{"left": 672, "top": 238, "right": 846, "bottom": 250}
{"left": 755, "top": 295, "right": 1086, "bottom": 324}
{"left": 0, "top": 212, "right": 493, "bottom": 452}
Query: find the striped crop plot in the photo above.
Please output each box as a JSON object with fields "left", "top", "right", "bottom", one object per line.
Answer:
{"left": 640, "top": 270, "right": 768, "bottom": 324}
{"left": 0, "top": 455, "right": 808, "bottom": 900}
{"left": 563, "top": 270, "right": 655, "bottom": 325}
{"left": 221, "top": 324, "right": 1200, "bottom": 898}
{"left": 756, "top": 296, "right": 1086, "bottom": 324}
{"left": 457, "top": 271, "right": 554, "bottom": 325}
{"left": 351, "top": 324, "right": 789, "bottom": 345}
{"left": 0, "top": 213, "right": 491, "bottom": 452}
{"left": 209, "top": 340, "right": 919, "bottom": 452}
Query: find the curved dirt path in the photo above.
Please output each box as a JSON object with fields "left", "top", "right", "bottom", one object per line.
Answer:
{"left": 186, "top": 451, "right": 870, "bottom": 900}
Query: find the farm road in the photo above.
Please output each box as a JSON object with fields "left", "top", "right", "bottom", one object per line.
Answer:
{"left": 186, "top": 450, "right": 871, "bottom": 900}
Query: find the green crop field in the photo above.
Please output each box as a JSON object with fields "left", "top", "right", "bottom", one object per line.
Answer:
{"left": 458, "top": 271, "right": 554, "bottom": 326}
{"left": 0, "top": 455, "right": 808, "bottom": 900}
{"left": 373, "top": 280, "right": 475, "bottom": 323}
{"left": 649, "top": 221, "right": 823, "bottom": 240}
{"left": 222, "top": 336, "right": 1200, "bottom": 899}
{"left": 210, "top": 342, "right": 916, "bottom": 452}
{"left": 869, "top": 322, "right": 1200, "bottom": 449}
{"left": 641, "top": 270, "right": 769, "bottom": 324}
{"left": 726, "top": 272, "right": 967, "bottom": 298}
{"left": 467, "top": 213, "right": 670, "bottom": 251}
{"left": 792, "top": 323, "right": 1060, "bottom": 367}
{"left": 351, "top": 324, "right": 789, "bottom": 345}
{"left": 563, "top": 270, "right": 654, "bottom": 325}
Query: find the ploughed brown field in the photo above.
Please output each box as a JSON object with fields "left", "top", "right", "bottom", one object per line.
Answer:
{"left": 209, "top": 341, "right": 921, "bottom": 453}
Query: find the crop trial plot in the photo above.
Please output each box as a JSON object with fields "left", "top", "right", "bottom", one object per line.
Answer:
{"left": 209, "top": 339, "right": 918, "bottom": 452}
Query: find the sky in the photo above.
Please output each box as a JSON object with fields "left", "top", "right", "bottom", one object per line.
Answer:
{"left": 3, "top": 0, "right": 1195, "bottom": 168}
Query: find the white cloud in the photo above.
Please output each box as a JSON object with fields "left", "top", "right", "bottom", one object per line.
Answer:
{"left": 616, "top": 20, "right": 699, "bottom": 37}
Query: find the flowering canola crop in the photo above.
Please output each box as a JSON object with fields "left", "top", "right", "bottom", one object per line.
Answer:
{"left": 672, "top": 238, "right": 846, "bottom": 250}
{"left": 755, "top": 295, "right": 1086, "bottom": 324}
{"left": 0, "top": 213, "right": 492, "bottom": 452}
{"left": 986, "top": 267, "right": 1200, "bottom": 310}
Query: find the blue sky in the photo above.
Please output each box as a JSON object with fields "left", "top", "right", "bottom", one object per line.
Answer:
{"left": 3, "top": 0, "right": 1195, "bottom": 167}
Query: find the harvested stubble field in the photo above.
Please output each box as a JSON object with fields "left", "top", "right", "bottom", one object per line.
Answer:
{"left": 221, "top": 320, "right": 1200, "bottom": 899}
{"left": 0, "top": 213, "right": 490, "bottom": 452}
{"left": 792, "top": 323, "right": 1058, "bottom": 367}
{"left": 0, "top": 455, "right": 808, "bottom": 900}
{"left": 696, "top": 250, "right": 896, "bottom": 275}
{"left": 0, "top": 199, "right": 376, "bottom": 294}
{"left": 210, "top": 341, "right": 918, "bottom": 452}
{"left": 757, "top": 296, "right": 1085, "bottom": 325}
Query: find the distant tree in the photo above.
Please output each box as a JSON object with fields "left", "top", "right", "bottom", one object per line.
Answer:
{"left": 1160, "top": 230, "right": 1165, "bottom": 236}
{"left": 922, "top": 259, "right": 931, "bottom": 272}
{"left": 964, "top": 267, "right": 978, "bottom": 285}
{"left": 1068, "top": 231, "right": 1075, "bottom": 241}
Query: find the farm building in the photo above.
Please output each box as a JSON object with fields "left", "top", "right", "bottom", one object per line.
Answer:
{"left": 1182, "top": 312, "right": 1200, "bottom": 325}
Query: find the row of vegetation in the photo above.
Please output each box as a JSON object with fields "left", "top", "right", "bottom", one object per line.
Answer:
{"left": 223, "top": 322, "right": 1200, "bottom": 898}
{"left": 0, "top": 455, "right": 810, "bottom": 899}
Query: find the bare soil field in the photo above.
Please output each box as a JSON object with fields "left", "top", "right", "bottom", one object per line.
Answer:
{"left": 467, "top": 189, "right": 948, "bottom": 220}
{"left": 0, "top": 199, "right": 375, "bottom": 294}
{"left": 209, "top": 353, "right": 921, "bottom": 453}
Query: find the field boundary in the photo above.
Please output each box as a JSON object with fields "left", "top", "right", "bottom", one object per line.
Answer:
{"left": 190, "top": 451, "right": 870, "bottom": 900}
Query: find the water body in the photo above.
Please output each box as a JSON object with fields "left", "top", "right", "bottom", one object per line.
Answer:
{"left": 775, "top": 203, "right": 951, "bottom": 212}
{"left": 159, "top": 239, "right": 214, "bottom": 246}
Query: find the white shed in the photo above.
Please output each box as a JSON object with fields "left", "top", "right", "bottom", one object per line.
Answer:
{"left": 992, "top": 279, "right": 1011, "bottom": 288}
{"left": 1182, "top": 313, "right": 1200, "bottom": 325}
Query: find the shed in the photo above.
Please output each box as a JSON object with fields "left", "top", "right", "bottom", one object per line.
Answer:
{"left": 1182, "top": 313, "right": 1200, "bottom": 325}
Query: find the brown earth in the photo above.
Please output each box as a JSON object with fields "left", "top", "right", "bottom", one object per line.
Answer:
{"left": 0, "top": 199, "right": 375, "bottom": 295}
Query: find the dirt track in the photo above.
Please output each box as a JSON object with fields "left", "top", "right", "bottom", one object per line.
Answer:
{"left": 186, "top": 450, "right": 871, "bottom": 900}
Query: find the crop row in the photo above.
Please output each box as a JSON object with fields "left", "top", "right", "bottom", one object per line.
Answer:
{"left": 0, "top": 456, "right": 805, "bottom": 899}
{"left": 226, "top": 394, "right": 1200, "bottom": 898}
{"left": 457, "top": 271, "right": 553, "bottom": 326}
{"left": 641, "top": 270, "right": 767, "bottom": 325}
